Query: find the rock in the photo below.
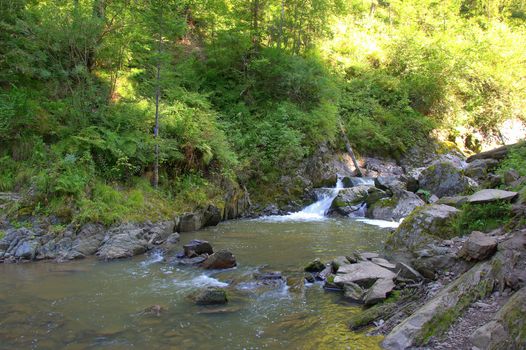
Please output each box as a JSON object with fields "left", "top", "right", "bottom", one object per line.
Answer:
{"left": 317, "top": 265, "right": 333, "bottom": 280}
{"left": 371, "top": 257, "right": 396, "bottom": 269}
{"left": 467, "top": 189, "right": 518, "bottom": 204}
{"left": 343, "top": 282, "right": 365, "bottom": 301}
{"left": 367, "top": 189, "right": 425, "bottom": 221}
{"left": 14, "top": 240, "right": 39, "bottom": 260}
{"left": 342, "top": 177, "right": 375, "bottom": 187}
{"left": 304, "top": 258, "right": 325, "bottom": 272}
{"left": 464, "top": 159, "right": 499, "bottom": 181}
{"left": 331, "top": 256, "right": 351, "bottom": 273}
{"left": 419, "top": 161, "right": 478, "bottom": 197}
{"left": 330, "top": 186, "right": 370, "bottom": 216}
{"left": 166, "top": 233, "right": 180, "bottom": 244}
{"left": 97, "top": 232, "right": 148, "bottom": 260}
{"left": 435, "top": 196, "right": 469, "bottom": 208}
{"left": 382, "top": 261, "right": 495, "bottom": 349}
{"left": 334, "top": 261, "right": 396, "bottom": 288}
{"left": 141, "top": 305, "right": 166, "bottom": 317}
{"left": 183, "top": 240, "right": 213, "bottom": 257}
{"left": 467, "top": 144, "right": 512, "bottom": 162}
{"left": 374, "top": 176, "right": 407, "bottom": 193}
{"left": 202, "top": 205, "right": 222, "bottom": 227}
{"left": 365, "top": 187, "right": 390, "bottom": 207}
{"left": 360, "top": 252, "right": 379, "bottom": 260}
{"left": 201, "top": 249, "right": 237, "bottom": 269}
{"left": 459, "top": 231, "right": 498, "bottom": 261}
{"left": 395, "top": 262, "right": 423, "bottom": 281}
{"left": 177, "top": 212, "right": 203, "bottom": 232}
{"left": 254, "top": 271, "right": 283, "bottom": 281}
{"left": 412, "top": 254, "right": 461, "bottom": 280}
{"left": 193, "top": 287, "right": 228, "bottom": 305}
{"left": 387, "top": 204, "right": 460, "bottom": 252}
{"left": 470, "top": 321, "right": 507, "bottom": 350}
{"left": 364, "top": 278, "right": 395, "bottom": 305}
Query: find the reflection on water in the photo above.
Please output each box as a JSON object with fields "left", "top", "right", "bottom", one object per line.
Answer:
{"left": 0, "top": 218, "right": 389, "bottom": 350}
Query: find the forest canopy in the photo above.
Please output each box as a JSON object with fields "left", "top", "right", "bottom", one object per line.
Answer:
{"left": 1, "top": 0, "right": 525, "bottom": 222}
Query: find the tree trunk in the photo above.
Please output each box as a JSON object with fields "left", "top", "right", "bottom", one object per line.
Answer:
{"left": 339, "top": 121, "right": 364, "bottom": 177}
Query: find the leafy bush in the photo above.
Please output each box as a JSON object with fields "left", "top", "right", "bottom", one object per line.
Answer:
{"left": 453, "top": 201, "right": 513, "bottom": 235}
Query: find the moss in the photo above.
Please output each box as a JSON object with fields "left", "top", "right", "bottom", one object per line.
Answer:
{"left": 0, "top": 230, "right": 4, "bottom": 239}
{"left": 349, "top": 302, "right": 399, "bottom": 330}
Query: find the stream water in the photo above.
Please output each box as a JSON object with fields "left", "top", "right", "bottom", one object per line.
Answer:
{"left": 0, "top": 183, "right": 396, "bottom": 350}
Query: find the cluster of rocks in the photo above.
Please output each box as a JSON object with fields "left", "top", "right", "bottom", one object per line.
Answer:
{"left": 304, "top": 253, "right": 423, "bottom": 306}
{"left": 172, "top": 239, "right": 237, "bottom": 270}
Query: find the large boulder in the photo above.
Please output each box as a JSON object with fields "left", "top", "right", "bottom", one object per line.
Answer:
{"left": 464, "top": 158, "right": 499, "bottom": 181}
{"left": 330, "top": 186, "right": 372, "bottom": 216}
{"left": 419, "top": 161, "right": 477, "bottom": 197}
{"left": 459, "top": 231, "right": 498, "bottom": 261}
{"left": 388, "top": 204, "right": 460, "bottom": 252}
{"left": 96, "top": 230, "right": 149, "bottom": 260}
{"left": 200, "top": 249, "right": 237, "bottom": 269}
{"left": 334, "top": 261, "right": 396, "bottom": 288}
{"left": 367, "top": 189, "right": 425, "bottom": 221}
{"left": 364, "top": 278, "right": 395, "bottom": 305}
{"left": 467, "top": 189, "right": 518, "bottom": 204}
{"left": 202, "top": 205, "right": 222, "bottom": 227}
{"left": 14, "top": 240, "right": 39, "bottom": 260}
{"left": 304, "top": 258, "right": 326, "bottom": 272}
{"left": 177, "top": 212, "right": 204, "bottom": 232}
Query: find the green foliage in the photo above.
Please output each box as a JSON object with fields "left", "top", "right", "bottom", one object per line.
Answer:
{"left": 0, "top": 231, "right": 5, "bottom": 240}
{"left": 498, "top": 142, "right": 526, "bottom": 178}
{"left": 453, "top": 201, "right": 513, "bottom": 235}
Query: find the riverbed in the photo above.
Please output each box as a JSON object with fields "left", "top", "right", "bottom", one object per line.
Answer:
{"left": 0, "top": 218, "right": 391, "bottom": 349}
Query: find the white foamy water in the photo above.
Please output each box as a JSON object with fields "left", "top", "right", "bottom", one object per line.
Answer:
{"left": 355, "top": 218, "right": 403, "bottom": 228}
{"left": 259, "top": 178, "right": 344, "bottom": 222}
{"left": 173, "top": 274, "right": 229, "bottom": 288}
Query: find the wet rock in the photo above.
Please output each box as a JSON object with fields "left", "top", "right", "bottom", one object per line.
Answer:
{"left": 367, "top": 189, "right": 425, "bottom": 221}
{"left": 304, "top": 258, "right": 325, "bottom": 272}
{"left": 334, "top": 261, "right": 396, "bottom": 288}
{"left": 254, "top": 271, "right": 283, "bottom": 281}
{"left": 343, "top": 282, "right": 365, "bottom": 302}
{"left": 201, "top": 249, "right": 237, "bottom": 269}
{"left": 165, "top": 233, "right": 180, "bottom": 244}
{"left": 419, "top": 161, "right": 477, "bottom": 197}
{"left": 177, "top": 212, "right": 203, "bottom": 232}
{"left": 387, "top": 204, "right": 460, "bottom": 252}
{"left": 330, "top": 186, "right": 370, "bottom": 216}
{"left": 172, "top": 256, "right": 207, "bottom": 266}
{"left": 183, "top": 240, "right": 213, "bottom": 258}
{"left": 193, "top": 288, "right": 228, "bottom": 305}
{"left": 459, "top": 231, "right": 498, "bottom": 261}
{"left": 317, "top": 265, "right": 332, "bottom": 281}
{"left": 141, "top": 305, "right": 166, "bottom": 317}
{"left": 147, "top": 221, "right": 176, "bottom": 244}
{"left": 364, "top": 278, "right": 395, "bottom": 305}
{"left": 467, "top": 189, "right": 518, "bottom": 204}
{"left": 14, "top": 240, "right": 39, "bottom": 260}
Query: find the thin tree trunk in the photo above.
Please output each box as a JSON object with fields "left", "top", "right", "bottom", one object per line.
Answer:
{"left": 153, "top": 16, "right": 163, "bottom": 188}
{"left": 339, "top": 121, "right": 364, "bottom": 177}
{"left": 278, "top": 0, "right": 284, "bottom": 49}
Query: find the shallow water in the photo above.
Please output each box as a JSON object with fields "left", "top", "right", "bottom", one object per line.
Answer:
{"left": 0, "top": 218, "right": 390, "bottom": 350}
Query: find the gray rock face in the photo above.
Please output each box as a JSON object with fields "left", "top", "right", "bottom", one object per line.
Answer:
{"left": 304, "top": 258, "right": 325, "bottom": 272}
{"left": 371, "top": 257, "right": 396, "bottom": 269}
{"left": 364, "top": 278, "right": 395, "bottom": 305}
{"left": 459, "top": 231, "right": 498, "bottom": 261}
{"left": 419, "top": 161, "right": 478, "bottom": 197}
{"left": 435, "top": 196, "right": 469, "bottom": 208}
{"left": 200, "top": 249, "right": 237, "bottom": 269}
{"left": 395, "top": 262, "right": 423, "bottom": 282}
{"left": 343, "top": 282, "right": 365, "bottom": 301}
{"left": 177, "top": 212, "right": 203, "bottom": 232}
{"left": 334, "top": 261, "right": 396, "bottom": 287}
{"left": 0, "top": 228, "right": 40, "bottom": 261}
{"left": 14, "top": 240, "right": 39, "bottom": 260}
{"left": 470, "top": 320, "right": 507, "bottom": 349}
{"left": 464, "top": 158, "right": 499, "bottom": 181}
{"left": 183, "top": 240, "right": 213, "bottom": 257}
{"left": 368, "top": 189, "right": 425, "bottom": 221}
{"left": 97, "top": 232, "right": 148, "bottom": 260}
{"left": 331, "top": 256, "right": 352, "bottom": 273}
{"left": 193, "top": 287, "right": 228, "bottom": 305}
{"left": 467, "top": 189, "right": 518, "bottom": 204}
{"left": 374, "top": 176, "right": 407, "bottom": 193}
{"left": 166, "top": 233, "right": 180, "bottom": 244}
{"left": 388, "top": 204, "right": 460, "bottom": 252}
{"left": 202, "top": 205, "right": 222, "bottom": 227}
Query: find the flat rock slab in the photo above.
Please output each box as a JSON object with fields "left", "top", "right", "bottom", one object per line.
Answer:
{"left": 468, "top": 189, "right": 518, "bottom": 204}
{"left": 364, "top": 278, "right": 395, "bottom": 305}
{"left": 371, "top": 257, "right": 396, "bottom": 269}
{"left": 334, "top": 261, "right": 396, "bottom": 287}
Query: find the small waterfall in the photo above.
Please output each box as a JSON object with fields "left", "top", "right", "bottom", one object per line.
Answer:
{"left": 299, "top": 178, "right": 343, "bottom": 216}
{"left": 260, "top": 178, "right": 343, "bottom": 221}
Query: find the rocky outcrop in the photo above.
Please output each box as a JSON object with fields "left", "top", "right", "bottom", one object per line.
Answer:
{"left": 459, "top": 231, "right": 498, "bottom": 261}
{"left": 367, "top": 189, "right": 425, "bottom": 222}
{"left": 183, "top": 240, "right": 213, "bottom": 257}
{"left": 334, "top": 261, "right": 396, "bottom": 287}
{"left": 364, "top": 278, "right": 395, "bottom": 305}
{"left": 464, "top": 158, "right": 499, "bottom": 181}
{"left": 387, "top": 204, "right": 460, "bottom": 252}
{"left": 418, "top": 161, "right": 477, "bottom": 198}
